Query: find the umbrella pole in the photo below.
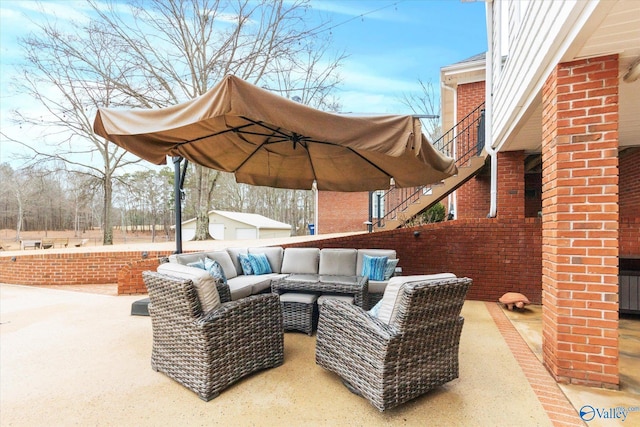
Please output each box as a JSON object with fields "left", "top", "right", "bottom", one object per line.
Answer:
{"left": 173, "top": 156, "right": 184, "bottom": 254}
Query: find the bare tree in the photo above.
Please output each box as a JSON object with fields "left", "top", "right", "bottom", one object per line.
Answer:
{"left": 6, "top": 0, "right": 345, "bottom": 243}
{"left": 399, "top": 79, "right": 441, "bottom": 143}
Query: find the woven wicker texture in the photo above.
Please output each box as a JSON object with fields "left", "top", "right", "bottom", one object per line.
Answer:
{"left": 281, "top": 300, "right": 318, "bottom": 335}
{"left": 315, "top": 277, "right": 472, "bottom": 411}
{"left": 272, "top": 275, "right": 369, "bottom": 308}
{"left": 142, "top": 271, "right": 284, "bottom": 401}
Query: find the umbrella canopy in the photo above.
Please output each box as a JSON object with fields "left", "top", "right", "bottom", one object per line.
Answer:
{"left": 93, "top": 74, "right": 457, "bottom": 192}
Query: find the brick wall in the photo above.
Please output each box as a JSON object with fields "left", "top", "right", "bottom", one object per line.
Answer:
{"left": 284, "top": 218, "right": 542, "bottom": 303}
{"left": 541, "top": 55, "right": 619, "bottom": 388}
{"left": 0, "top": 218, "right": 542, "bottom": 302}
{"left": 497, "top": 151, "right": 525, "bottom": 219}
{"left": 620, "top": 147, "right": 640, "bottom": 256}
{"left": 456, "top": 81, "right": 489, "bottom": 219}
{"left": 0, "top": 250, "right": 172, "bottom": 291}
{"left": 317, "top": 191, "right": 369, "bottom": 234}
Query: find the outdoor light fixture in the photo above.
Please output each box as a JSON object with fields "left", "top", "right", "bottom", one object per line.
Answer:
{"left": 11, "top": 256, "right": 17, "bottom": 262}
{"left": 413, "top": 231, "right": 421, "bottom": 237}
{"left": 623, "top": 56, "right": 640, "bottom": 83}
{"left": 141, "top": 251, "right": 149, "bottom": 259}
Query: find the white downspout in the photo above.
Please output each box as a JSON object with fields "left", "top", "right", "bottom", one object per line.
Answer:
{"left": 441, "top": 82, "right": 457, "bottom": 219}
{"left": 313, "top": 181, "right": 319, "bottom": 235}
{"left": 485, "top": 0, "right": 498, "bottom": 218}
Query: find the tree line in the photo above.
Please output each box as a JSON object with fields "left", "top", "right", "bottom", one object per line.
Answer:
{"left": 0, "top": 161, "right": 313, "bottom": 242}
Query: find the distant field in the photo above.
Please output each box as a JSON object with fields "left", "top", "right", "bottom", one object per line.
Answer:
{"left": 0, "top": 228, "right": 172, "bottom": 251}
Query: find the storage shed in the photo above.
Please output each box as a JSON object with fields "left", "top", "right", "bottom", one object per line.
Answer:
{"left": 180, "top": 210, "right": 292, "bottom": 241}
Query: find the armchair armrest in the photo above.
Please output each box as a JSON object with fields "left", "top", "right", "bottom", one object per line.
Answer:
{"left": 214, "top": 279, "right": 232, "bottom": 303}
{"left": 198, "top": 293, "right": 281, "bottom": 326}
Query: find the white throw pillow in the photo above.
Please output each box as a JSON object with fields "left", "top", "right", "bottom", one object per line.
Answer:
{"left": 375, "top": 273, "right": 457, "bottom": 324}
{"left": 157, "top": 263, "right": 221, "bottom": 314}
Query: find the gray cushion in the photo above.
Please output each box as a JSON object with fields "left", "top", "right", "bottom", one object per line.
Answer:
{"left": 279, "top": 293, "right": 318, "bottom": 304}
{"left": 377, "top": 273, "right": 457, "bottom": 324}
{"left": 368, "top": 280, "right": 389, "bottom": 294}
{"left": 319, "top": 248, "right": 357, "bottom": 276}
{"left": 281, "top": 248, "right": 320, "bottom": 274}
{"left": 226, "top": 247, "right": 248, "bottom": 276}
{"left": 157, "top": 262, "right": 221, "bottom": 314}
{"left": 204, "top": 250, "right": 238, "bottom": 280}
{"left": 226, "top": 276, "right": 256, "bottom": 300}
{"left": 356, "top": 249, "right": 397, "bottom": 275}
{"left": 249, "top": 246, "right": 284, "bottom": 273}
{"left": 172, "top": 252, "right": 205, "bottom": 266}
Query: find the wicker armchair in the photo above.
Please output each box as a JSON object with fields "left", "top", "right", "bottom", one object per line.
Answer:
{"left": 315, "top": 277, "right": 472, "bottom": 411}
{"left": 142, "top": 271, "right": 284, "bottom": 401}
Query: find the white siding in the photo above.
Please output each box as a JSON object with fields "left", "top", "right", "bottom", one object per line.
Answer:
{"left": 490, "top": 0, "right": 598, "bottom": 150}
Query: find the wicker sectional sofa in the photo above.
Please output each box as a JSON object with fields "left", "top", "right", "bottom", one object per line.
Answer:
{"left": 163, "top": 246, "right": 398, "bottom": 307}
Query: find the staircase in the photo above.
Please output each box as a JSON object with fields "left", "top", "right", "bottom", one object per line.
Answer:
{"left": 376, "top": 102, "right": 487, "bottom": 230}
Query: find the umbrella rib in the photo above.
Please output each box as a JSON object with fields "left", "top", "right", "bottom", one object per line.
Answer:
{"left": 172, "top": 122, "right": 255, "bottom": 146}
{"left": 238, "top": 116, "right": 397, "bottom": 181}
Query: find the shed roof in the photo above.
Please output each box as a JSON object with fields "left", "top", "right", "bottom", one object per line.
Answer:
{"left": 181, "top": 210, "right": 291, "bottom": 230}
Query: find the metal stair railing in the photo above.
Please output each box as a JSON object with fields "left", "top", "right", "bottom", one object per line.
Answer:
{"left": 378, "top": 102, "right": 485, "bottom": 227}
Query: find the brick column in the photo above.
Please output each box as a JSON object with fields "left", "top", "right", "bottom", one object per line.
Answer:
{"left": 541, "top": 55, "right": 619, "bottom": 388}
{"left": 497, "top": 151, "right": 525, "bottom": 219}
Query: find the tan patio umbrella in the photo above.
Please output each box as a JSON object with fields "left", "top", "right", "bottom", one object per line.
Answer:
{"left": 93, "top": 75, "right": 457, "bottom": 192}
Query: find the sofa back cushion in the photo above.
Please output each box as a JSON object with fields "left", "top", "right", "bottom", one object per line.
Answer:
{"left": 157, "top": 262, "right": 221, "bottom": 314}
{"left": 356, "top": 249, "right": 397, "bottom": 276}
{"left": 249, "top": 246, "right": 284, "bottom": 273}
{"left": 319, "top": 248, "right": 357, "bottom": 276}
{"left": 226, "top": 247, "right": 248, "bottom": 276}
{"left": 281, "top": 248, "right": 320, "bottom": 274}
{"left": 204, "top": 250, "right": 238, "bottom": 280}
{"left": 375, "top": 273, "right": 457, "bottom": 325}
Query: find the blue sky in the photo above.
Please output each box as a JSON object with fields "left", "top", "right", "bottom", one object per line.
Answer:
{"left": 0, "top": 0, "right": 486, "bottom": 166}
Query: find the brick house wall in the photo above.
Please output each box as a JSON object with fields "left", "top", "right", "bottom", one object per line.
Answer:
{"left": 455, "top": 81, "right": 490, "bottom": 219}
{"left": 619, "top": 147, "right": 640, "bottom": 256}
{"left": 317, "top": 191, "right": 369, "bottom": 234}
{"left": 541, "top": 55, "right": 619, "bottom": 388}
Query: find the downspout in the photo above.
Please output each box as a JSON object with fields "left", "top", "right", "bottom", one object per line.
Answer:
{"left": 313, "top": 181, "right": 319, "bottom": 235}
{"left": 485, "top": 0, "right": 498, "bottom": 218}
{"left": 441, "top": 82, "right": 457, "bottom": 219}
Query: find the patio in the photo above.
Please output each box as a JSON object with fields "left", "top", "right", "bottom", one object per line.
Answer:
{"left": 2, "top": 283, "right": 637, "bottom": 426}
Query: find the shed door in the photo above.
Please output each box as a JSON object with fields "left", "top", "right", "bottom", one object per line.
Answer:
{"left": 209, "top": 224, "right": 225, "bottom": 240}
{"left": 236, "top": 228, "right": 257, "bottom": 240}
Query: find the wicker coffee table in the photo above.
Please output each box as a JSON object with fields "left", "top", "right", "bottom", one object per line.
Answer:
{"left": 271, "top": 275, "right": 369, "bottom": 308}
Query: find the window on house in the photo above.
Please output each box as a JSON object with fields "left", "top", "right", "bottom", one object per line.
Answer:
{"left": 371, "top": 191, "right": 385, "bottom": 219}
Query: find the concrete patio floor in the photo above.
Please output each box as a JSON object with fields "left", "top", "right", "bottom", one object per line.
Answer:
{"left": 1, "top": 283, "right": 638, "bottom": 426}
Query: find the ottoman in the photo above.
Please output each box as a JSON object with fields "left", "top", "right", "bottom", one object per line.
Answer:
{"left": 280, "top": 293, "right": 318, "bottom": 336}
{"left": 317, "top": 294, "right": 354, "bottom": 305}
